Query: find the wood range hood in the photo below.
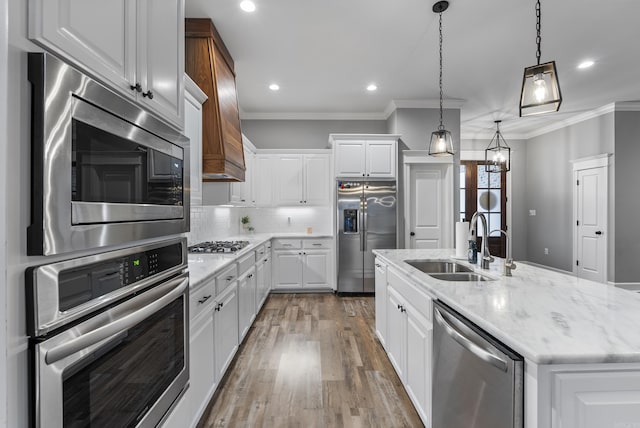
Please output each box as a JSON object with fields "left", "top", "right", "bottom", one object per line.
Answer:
{"left": 186, "top": 18, "right": 245, "bottom": 181}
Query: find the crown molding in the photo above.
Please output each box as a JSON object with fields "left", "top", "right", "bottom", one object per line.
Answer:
{"left": 524, "top": 103, "right": 616, "bottom": 139}
{"left": 614, "top": 101, "right": 640, "bottom": 111}
{"left": 239, "top": 111, "right": 388, "bottom": 120}
{"left": 384, "top": 98, "right": 466, "bottom": 118}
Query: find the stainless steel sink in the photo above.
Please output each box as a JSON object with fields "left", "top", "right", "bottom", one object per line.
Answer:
{"left": 429, "top": 272, "right": 494, "bottom": 282}
{"left": 405, "top": 260, "right": 473, "bottom": 274}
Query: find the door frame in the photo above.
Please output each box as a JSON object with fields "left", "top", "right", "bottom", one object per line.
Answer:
{"left": 460, "top": 150, "right": 513, "bottom": 257}
{"left": 571, "top": 153, "right": 611, "bottom": 279}
{"left": 403, "top": 151, "right": 454, "bottom": 249}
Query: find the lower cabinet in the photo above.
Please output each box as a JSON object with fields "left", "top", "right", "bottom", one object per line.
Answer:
{"left": 272, "top": 238, "right": 333, "bottom": 290}
{"left": 381, "top": 263, "right": 433, "bottom": 428}
{"left": 188, "top": 307, "right": 216, "bottom": 423}
{"left": 214, "top": 283, "right": 239, "bottom": 383}
{"left": 237, "top": 266, "right": 256, "bottom": 343}
{"left": 374, "top": 260, "right": 388, "bottom": 348}
{"left": 255, "top": 253, "right": 271, "bottom": 310}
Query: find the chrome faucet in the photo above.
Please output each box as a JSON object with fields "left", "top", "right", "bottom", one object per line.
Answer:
{"left": 490, "top": 229, "right": 517, "bottom": 276}
{"left": 468, "top": 212, "right": 494, "bottom": 269}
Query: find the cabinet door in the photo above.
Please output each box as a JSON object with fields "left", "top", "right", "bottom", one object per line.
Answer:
{"left": 386, "top": 287, "right": 406, "bottom": 381}
{"left": 136, "top": 0, "right": 184, "bottom": 129}
{"left": 189, "top": 310, "right": 216, "bottom": 425}
{"left": 302, "top": 250, "right": 332, "bottom": 289}
{"left": 254, "top": 155, "right": 275, "bottom": 207}
{"left": 29, "top": 0, "right": 137, "bottom": 95}
{"left": 374, "top": 260, "right": 388, "bottom": 348}
{"left": 274, "top": 155, "right": 304, "bottom": 206}
{"left": 230, "top": 149, "right": 254, "bottom": 204}
{"left": 366, "top": 141, "right": 396, "bottom": 178}
{"left": 405, "top": 305, "right": 432, "bottom": 425}
{"left": 273, "top": 251, "right": 303, "bottom": 289}
{"left": 335, "top": 141, "right": 366, "bottom": 177}
{"left": 237, "top": 268, "right": 256, "bottom": 342}
{"left": 185, "top": 87, "right": 203, "bottom": 206}
{"left": 214, "top": 284, "right": 239, "bottom": 382}
{"left": 255, "top": 260, "right": 265, "bottom": 311}
{"left": 304, "top": 155, "right": 331, "bottom": 205}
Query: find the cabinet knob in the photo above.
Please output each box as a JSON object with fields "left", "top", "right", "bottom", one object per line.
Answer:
{"left": 214, "top": 303, "right": 220, "bottom": 311}
{"left": 595, "top": 231, "right": 603, "bottom": 235}
{"left": 410, "top": 232, "right": 415, "bottom": 236}
{"left": 248, "top": 274, "right": 253, "bottom": 278}
{"left": 142, "top": 90, "right": 154, "bottom": 99}
{"left": 362, "top": 174, "right": 365, "bottom": 177}
{"left": 130, "top": 82, "right": 142, "bottom": 93}
{"left": 300, "top": 201, "right": 303, "bottom": 203}
{"left": 220, "top": 301, "right": 224, "bottom": 308}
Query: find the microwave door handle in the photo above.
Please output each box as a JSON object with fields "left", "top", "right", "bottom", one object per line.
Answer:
{"left": 433, "top": 307, "right": 508, "bottom": 372}
{"left": 45, "top": 276, "right": 188, "bottom": 365}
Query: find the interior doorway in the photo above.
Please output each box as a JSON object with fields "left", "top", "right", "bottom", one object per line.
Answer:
{"left": 460, "top": 161, "right": 507, "bottom": 258}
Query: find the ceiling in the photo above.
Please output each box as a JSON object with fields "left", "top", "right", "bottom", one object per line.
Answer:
{"left": 185, "top": 0, "right": 640, "bottom": 139}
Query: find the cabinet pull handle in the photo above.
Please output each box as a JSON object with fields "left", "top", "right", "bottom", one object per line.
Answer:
{"left": 226, "top": 276, "right": 234, "bottom": 281}
{"left": 282, "top": 244, "right": 292, "bottom": 247}
{"left": 304, "top": 201, "right": 307, "bottom": 203}
{"left": 264, "top": 259, "right": 268, "bottom": 262}
{"left": 248, "top": 274, "right": 253, "bottom": 278}
{"left": 142, "top": 90, "right": 154, "bottom": 99}
{"left": 375, "top": 263, "right": 381, "bottom": 267}
{"left": 312, "top": 243, "right": 322, "bottom": 246}
{"left": 198, "top": 295, "right": 212, "bottom": 304}
{"left": 130, "top": 83, "right": 142, "bottom": 92}
{"left": 220, "top": 301, "right": 224, "bottom": 308}
{"left": 214, "top": 303, "right": 220, "bottom": 311}
{"left": 300, "top": 200, "right": 303, "bottom": 203}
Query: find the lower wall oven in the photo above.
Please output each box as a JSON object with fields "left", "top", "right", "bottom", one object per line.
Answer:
{"left": 26, "top": 238, "right": 189, "bottom": 428}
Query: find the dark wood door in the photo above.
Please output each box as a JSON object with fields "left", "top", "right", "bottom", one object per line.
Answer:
{"left": 460, "top": 161, "right": 507, "bottom": 258}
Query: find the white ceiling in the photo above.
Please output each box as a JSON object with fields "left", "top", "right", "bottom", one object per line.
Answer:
{"left": 185, "top": 0, "right": 640, "bottom": 139}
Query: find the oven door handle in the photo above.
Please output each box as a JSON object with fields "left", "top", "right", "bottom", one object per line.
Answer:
{"left": 45, "top": 275, "right": 188, "bottom": 365}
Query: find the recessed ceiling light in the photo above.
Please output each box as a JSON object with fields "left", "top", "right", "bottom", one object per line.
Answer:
{"left": 240, "top": 0, "right": 256, "bottom": 12}
{"left": 366, "top": 84, "right": 377, "bottom": 92}
{"left": 578, "top": 60, "right": 594, "bottom": 69}
{"left": 269, "top": 83, "right": 280, "bottom": 91}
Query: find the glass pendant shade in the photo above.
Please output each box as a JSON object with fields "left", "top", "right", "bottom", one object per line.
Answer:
{"left": 429, "top": 129, "right": 454, "bottom": 156}
{"left": 520, "top": 61, "right": 562, "bottom": 116}
{"left": 485, "top": 121, "right": 511, "bottom": 172}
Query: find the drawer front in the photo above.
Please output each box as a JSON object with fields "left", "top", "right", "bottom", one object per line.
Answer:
{"left": 303, "top": 238, "right": 332, "bottom": 249}
{"left": 216, "top": 264, "right": 238, "bottom": 295}
{"left": 388, "top": 267, "right": 432, "bottom": 321}
{"left": 273, "top": 239, "right": 302, "bottom": 250}
{"left": 237, "top": 251, "right": 256, "bottom": 275}
{"left": 190, "top": 279, "right": 215, "bottom": 321}
{"left": 255, "top": 244, "right": 266, "bottom": 259}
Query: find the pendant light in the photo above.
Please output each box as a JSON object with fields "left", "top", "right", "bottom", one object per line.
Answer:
{"left": 428, "top": 1, "right": 454, "bottom": 157}
{"left": 485, "top": 120, "right": 511, "bottom": 173}
{"left": 519, "top": 0, "right": 562, "bottom": 116}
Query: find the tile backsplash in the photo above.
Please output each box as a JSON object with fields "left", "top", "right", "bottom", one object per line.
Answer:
{"left": 188, "top": 205, "right": 333, "bottom": 244}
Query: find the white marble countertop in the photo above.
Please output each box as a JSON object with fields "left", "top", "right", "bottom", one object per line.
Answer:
{"left": 188, "top": 233, "right": 333, "bottom": 288}
{"left": 374, "top": 248, "right": 640, "bottom": 365}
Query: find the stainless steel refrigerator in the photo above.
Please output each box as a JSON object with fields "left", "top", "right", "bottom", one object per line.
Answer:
{"left": 337, "top": 180, "right": 397, "bottom": 293}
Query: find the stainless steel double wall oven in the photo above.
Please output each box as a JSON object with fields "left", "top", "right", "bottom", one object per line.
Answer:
{"left": 27, "top": 52, "right": 189, "bottom": 256}
{"left": 26, "top": 53, "right": 192, "bottom": 427}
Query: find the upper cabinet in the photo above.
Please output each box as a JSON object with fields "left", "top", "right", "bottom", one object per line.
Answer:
{"left": 184, "top": 75, "right": 208, "bottom": 206}
{"left": 273, "top": 154, "right": 331, "bottom": 206}
{"left": 185, "top": 19, "right": 245, "bottom": 182}
{"left": 330, "top": 134, "right": 400, "bottom": 178}
{"left": 29, "top": 0, "right": 185, "bottom": 130}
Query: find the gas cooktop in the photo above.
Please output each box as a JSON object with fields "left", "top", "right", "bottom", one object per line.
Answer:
{"left": 188, "top": 240, "right": 250, "bottom": 254}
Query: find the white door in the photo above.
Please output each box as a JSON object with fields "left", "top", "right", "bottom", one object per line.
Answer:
{"left": 214, "top": 284, "right": 239, "bottom": 382}
{"left": 335, "top": 141, "right": 366, "bottom": 177}
{"left": 254, "top": 155, "right": 274, "bottom": 206}
{"left": 408, "top": 165, "right": 446, "bottom": 249}
{"left": 184, "top": 89, "right": 203, "bottom": 206}
{"left": 304, "top": 155, "right": 331, "bottom": 205}
{"left": 273, "top": 251, "right": 303, "bottom": 289}
{"left": 576, "top": 167, "right": 607, "bottom": 283}
{"left": 385, "top": 287, "right": 406, "bottom": 381}
{"left": 274, "top": 155, "right": 304, "bottom": 205}
{"left": 302, "top": 251, "right": 331, "bottom": 288}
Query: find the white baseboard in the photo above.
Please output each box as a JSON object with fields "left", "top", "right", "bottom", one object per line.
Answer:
{"left": 608, "top": 282, "right": 640, "bottom": 292}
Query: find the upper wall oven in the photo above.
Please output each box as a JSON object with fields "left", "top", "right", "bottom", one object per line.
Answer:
{"left": 27, "top": 53, "right": 190, "bottom": 256}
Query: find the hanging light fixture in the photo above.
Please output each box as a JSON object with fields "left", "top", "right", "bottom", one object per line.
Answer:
{"left": 428, "top": 1, "right": 454, "bottom": 157}
{"left": 519, "top": 0, "right": 562, "bottom": 116}
{"left": 485, "top": 120, "right": 511, "bottom": 173}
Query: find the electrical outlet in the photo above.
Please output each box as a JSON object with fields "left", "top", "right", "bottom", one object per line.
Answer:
{"left": 529, "top": 209, "right": 537, "bottom": 216}
{"left": 544, "top": 248, "right": 549, "bottom": 255}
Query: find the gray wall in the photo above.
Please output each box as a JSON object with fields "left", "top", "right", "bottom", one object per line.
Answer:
{"left": 241, "top": 119, "right": 387, "bottom": 149}
{"left": 460, "top": 139, "right": 528, "bottom": 261}
{"left": 524, "top": 113, "right": 615, "bottom": 273}
{"left": 613, "top": 111, "right": 640, "bottom": 282}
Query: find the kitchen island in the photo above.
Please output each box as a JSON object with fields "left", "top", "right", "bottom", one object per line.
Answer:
{"left": 374, "top": 248, "right": 640, "bottom": 428}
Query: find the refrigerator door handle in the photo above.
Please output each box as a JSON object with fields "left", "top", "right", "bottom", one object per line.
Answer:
{"left": 360, "top": 197, "right": 365, "bottom": 252}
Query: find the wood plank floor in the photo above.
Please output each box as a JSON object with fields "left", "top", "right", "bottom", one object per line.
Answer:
{"left": 197, "top": 293, "right": 423, "bottom": 428}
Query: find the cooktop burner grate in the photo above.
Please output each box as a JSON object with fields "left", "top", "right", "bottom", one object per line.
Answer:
{"left": 188, "top": 240, "right": 250, "bottom": 253}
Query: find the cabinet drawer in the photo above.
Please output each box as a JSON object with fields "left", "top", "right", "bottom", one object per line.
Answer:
{"left": 273, "top": 239, "right": 302, "bottom": 250}
{"left": 255, "top": 244, "right": 267, "bottom": 259}
{"left": 388, "top": 267, "right": 432, "bottom": 321}
{"left": 237, "top": 251, "right": 256, "bottom": 276}
{"left": 303, "top": 239, "right": 332, "bottom": 249}
{"left": 216, "top": 264, "right": 238, "bottom": 295}
{"left": 190, "top": 280, "right": 215, "bottom": 321}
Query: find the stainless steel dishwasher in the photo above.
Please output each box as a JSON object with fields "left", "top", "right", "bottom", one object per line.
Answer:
{"left": 432, "top": 301, "right": 523, "bottom": 428}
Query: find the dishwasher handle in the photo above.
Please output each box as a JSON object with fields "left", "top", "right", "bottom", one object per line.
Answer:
{"left": 434, "top": 306, "right": 508, "bottom": 372}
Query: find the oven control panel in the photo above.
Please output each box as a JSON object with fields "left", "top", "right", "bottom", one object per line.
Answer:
{"left": 57, "top": 242, "right": 183, "bottom": 312}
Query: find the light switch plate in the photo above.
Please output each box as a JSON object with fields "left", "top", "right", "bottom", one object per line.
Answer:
{"left": 529, "top": 209, "right": 536, "bottom": 216}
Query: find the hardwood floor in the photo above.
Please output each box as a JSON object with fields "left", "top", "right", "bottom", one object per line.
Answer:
{"left": 197, "top": 293, "right": 423, "bottom": 428}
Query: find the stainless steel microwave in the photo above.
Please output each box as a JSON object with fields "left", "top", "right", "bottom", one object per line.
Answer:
{"left": 28, "top": 53, "right": 190, "bottom": 256}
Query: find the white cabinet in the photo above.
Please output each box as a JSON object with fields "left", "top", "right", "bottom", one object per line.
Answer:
{"left": 374, "top": 260, "right": 388, "bottom": 348}
{"left": 255, "top": 244, "right": 272, "bottom": 309}
{"left": 29, "top": 0, "right": 185, "bottom": 129}
{"left": 214, "top": 283, "right": 239, "bottom": 383}
{"left": 230, "top": 148, "right": 255, "bottom": 205}
{"left": 272, "top": 238, "right": 333, "bottom": 290}
{"left": 188, "top": 305, "right": 216, "bottom": 424}
{"left": 254, "top": 155, "right": 275, "bottom": 207}
{"left": 332, "top": 137, "right": 398, "bottom": 178}
{"left": 383, "top": 266, "right": 433, "bottom": 427}
{"left": 237, "top": 266, "right": 256, "bottom": 343}
{"left": 273, "top": 154, "right": 331, "bottom": 206}
{"left": 184, "top": 76, "right": 207, "bottom": 206}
